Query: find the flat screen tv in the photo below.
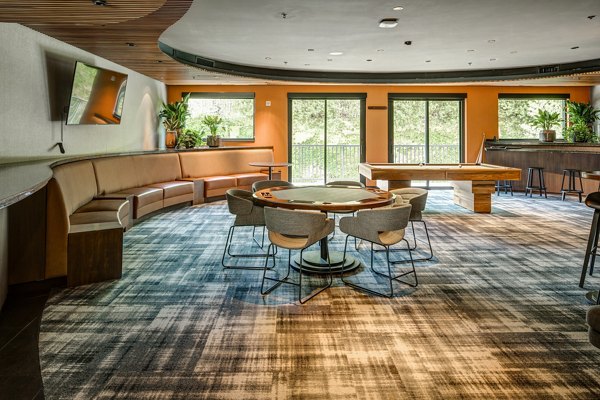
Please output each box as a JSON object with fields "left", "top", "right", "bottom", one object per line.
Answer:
{"left": 66, "top": 61, "right": 128, "bottom": 125}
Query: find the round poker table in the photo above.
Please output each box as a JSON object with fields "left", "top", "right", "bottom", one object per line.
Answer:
{"left": 253, "top": 185, "right": 395, "bottom": 273}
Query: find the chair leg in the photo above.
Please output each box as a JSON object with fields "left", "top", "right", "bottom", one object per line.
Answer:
{"left": 298, "top": 248, "right": 332, "bottom": 304}
{"left": 223, "top": 225, "right": 272, "bottom": 270}
{"left": 390, "top": 220, "right": 433, "bottom": 262}
{"left": 580, "top": 211, "right": 600, "bottom": 287}
{"left": 261, "top": 246, "right": 292, "bottom": 295}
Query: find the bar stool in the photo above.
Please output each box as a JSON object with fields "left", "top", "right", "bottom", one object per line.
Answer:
{"left": 495, "top": 180, "right": 513, "bottom": 196}
{"left": 579, "top": 192, "right": 600, "bottom": 292}
{"left": 560, "top": 169, "right": 584, "bottom": 202}
{"left": 525, "top": 167, "right": 547, "bottom": 198}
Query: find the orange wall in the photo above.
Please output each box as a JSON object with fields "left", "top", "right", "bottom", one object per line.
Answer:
{"left": 168, "top": 85, "right": 590, "bottom": 178}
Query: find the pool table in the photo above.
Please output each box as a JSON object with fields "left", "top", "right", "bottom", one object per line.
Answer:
{"left": 359, "top": 163, "right": 522, "bottom": 213}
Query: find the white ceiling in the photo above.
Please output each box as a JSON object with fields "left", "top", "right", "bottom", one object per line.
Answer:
{"left": 160, "top": 0, "right": 600, "bottom": 78}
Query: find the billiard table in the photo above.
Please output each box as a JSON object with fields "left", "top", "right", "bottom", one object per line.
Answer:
{"left": 359, "top": 162, "right": 521, "bottom": 213}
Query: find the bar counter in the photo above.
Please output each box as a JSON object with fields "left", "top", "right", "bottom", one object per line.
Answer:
{"left": 485, "top": 140, "right": 600, "bottom": 194}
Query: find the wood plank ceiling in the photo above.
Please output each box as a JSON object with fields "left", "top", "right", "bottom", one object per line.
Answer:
{"left": 0, "top": 0, "right": 597, "bottom": 86}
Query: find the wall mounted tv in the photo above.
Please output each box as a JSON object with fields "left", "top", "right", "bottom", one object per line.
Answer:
{"left": 66, "top": 61, "right": 128, "bottom": 125}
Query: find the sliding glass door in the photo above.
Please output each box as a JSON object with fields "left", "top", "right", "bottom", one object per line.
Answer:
{"left": 389, "top": 95, "right": 465, "bottom": 187}
{"left": 289, "top": 94, "right": 366, "bottom": 185}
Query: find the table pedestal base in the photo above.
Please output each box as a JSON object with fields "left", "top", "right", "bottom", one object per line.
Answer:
{"left": 291, "top": 251, "right": 360, "bottom": 274}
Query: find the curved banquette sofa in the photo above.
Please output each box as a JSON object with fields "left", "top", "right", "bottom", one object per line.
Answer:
{"left": 45, "top": 147, "right": 279, "bottom": 284}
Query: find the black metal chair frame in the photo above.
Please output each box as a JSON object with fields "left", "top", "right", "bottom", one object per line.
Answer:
{"left": 261, "top": 244, "right": 332, "bottom": 304}
{"left": 580, "top": 207, "right": 600, "bottom": 288}
{"left": 221, "top": 224, "right": 277, "bottom": 270}
{"left": 341, "top": 235, "right": 417, "bottom": 298}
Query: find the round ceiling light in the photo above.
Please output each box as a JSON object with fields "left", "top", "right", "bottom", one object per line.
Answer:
{"left": 379, "top": 18, "right": 399, "bottom": 28}
{"left": 393, "top": 6, "right": 404, "bottom": 11}
{"left": 329, "top": 51, "right": 343, "bottom": 56}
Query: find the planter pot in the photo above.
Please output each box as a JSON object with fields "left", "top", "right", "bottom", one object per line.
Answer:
{"left": 539, "top": 130, "right": 556, "bottom": 142}
{"left": 165, "top": 130, "right": 178, "bottom": 148}
{"left": 206, "top": 135, "right": 221, "bottom": 147}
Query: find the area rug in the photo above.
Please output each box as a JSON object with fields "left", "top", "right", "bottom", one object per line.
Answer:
{"left": 39, "top": 191, "right": 600, "bottom": 399}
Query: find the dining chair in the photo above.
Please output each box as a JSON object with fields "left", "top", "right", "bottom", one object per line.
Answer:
{"left": 221, "top": 189, "right": 270, "bottom": 270}
{"left": 325, "top": 180, "right": 365, "bottom": 240}
{"left": 390, "top": 188, "right": 433, "bottom": 261}
{"left": 261, "top": 207, "right": 334, "bottom": 304}
{"left": 339, "top": 203, "right": 417, "bottom": 298}
{"left": 252, "top": 180, "right": 294, "bottom": 192}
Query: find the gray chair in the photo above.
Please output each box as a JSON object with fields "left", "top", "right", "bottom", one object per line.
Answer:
{"left": 221, "top": 189, "right": 269, "bottom": 270}
{"left": 587, "top": 306, "right": 600, "bottom": 349}
{"left": 261, "top": 207, "right": 334, "bottom": 304}
{"left": 339, "top": 204, "right": 417, "bottom": 298}
{"left": 252, "top": 180, "right": 294, "bottom": 192}
{"left": 390, "top": 188, "right": 433, "bottom": 261}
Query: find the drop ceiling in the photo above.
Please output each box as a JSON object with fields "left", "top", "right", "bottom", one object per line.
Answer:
{"left": 1, "top": 0, "right": 600, "bottom": 85}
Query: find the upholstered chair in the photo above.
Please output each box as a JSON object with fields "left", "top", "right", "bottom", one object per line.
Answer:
{"left": 339, "top": 203, "right": 417, "bottom": 298}
{"left": 587, "top": 306, "right": 600, "bottom": 349}
{"left": 390, "top": 188, "right": 433, "bottom": 261}
{"left": 221, "top": 189, "right": 268, "bottom": 269}
{"left": 325, "top": 180, "right": 365, "bottom": 239}
{"left": 252, "top": 180, "right": 294, "bottom": 192}
{"left": 261, "top": 207, "right": 334, "bottom": 304}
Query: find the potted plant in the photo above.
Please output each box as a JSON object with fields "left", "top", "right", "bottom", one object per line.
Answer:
{"left": 158, "top": 93, "right": 190, "bottom": 148}
{"left": 528, "top": 109, "right": 561, "bottom": 142}
{"left": 202, "top": 115, "right": 224, "bottom": 147}
{"left": 566, "top": 100, "right": 599, "bottom": 143}
{"left": 176, "top": 128, "right": 205, "bottom": 149}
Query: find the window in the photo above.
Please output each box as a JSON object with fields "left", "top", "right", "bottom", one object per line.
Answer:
{"left": 498, "top": 94, "right": 568, "bottom": 139}
{"left": 187, "top": 93, "right": 255, "bottom": 140}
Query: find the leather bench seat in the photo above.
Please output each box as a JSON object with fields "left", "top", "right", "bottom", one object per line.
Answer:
{"left": 232, "top": 172, "right": 268, "bottom": 188}
{"left": 204, "top": 176, "right": 237, "bottom": 197}
{"left": 74, "top": 199, "right": 130, "bottom": 229}
{"left": 149, "top": 181, "right": 194, "bottom": 207}
{"left": 109, "top": 187, "right": 164, "bottom": 219}
{"left": 70, "top": 210, "right": 127, "bottom": 226}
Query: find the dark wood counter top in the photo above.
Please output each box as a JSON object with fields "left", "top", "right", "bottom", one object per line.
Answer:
{"left": 0, "top": 146, "right": 274, "bottom": 209}
{"left": 485, "top": 140, "right": 600, "bottom": 154}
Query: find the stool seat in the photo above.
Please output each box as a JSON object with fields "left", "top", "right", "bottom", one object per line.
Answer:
{"left": 561, "top": 169, "right": 584, "bottom": 202}
{"left": 585, "top": 192, "right": 600, "bottom": 211}
{"left": 525, "top": 167, "right": 547, "bottom": 198}
{"left": 587, "top": 305, "right": 600, "bottom": 348}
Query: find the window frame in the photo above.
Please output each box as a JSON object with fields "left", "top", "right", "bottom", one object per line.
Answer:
{"left": 187, "top": 92, "right": 256, "bottom": 142}
{"left": 497, "top": 93, "right": 570, "bottom": 140}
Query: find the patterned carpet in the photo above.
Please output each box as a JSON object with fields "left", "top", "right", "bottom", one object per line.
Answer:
{"left": 39, "top": 191, "right": 600, "bottom": 399}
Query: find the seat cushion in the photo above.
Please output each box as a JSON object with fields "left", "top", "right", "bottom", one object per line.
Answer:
{"left": 111, "top": 187, "right": 163, "bottom": 208}
{"left": 74, "top": 199, "right": 129, "bottom": 223}
{"left": 149, "top": 181, "right": 194, "bottom": 198}
{"left": 70, "top": 211, "right": 125, "bottom": 226}
{"left": 231, "top": 173, "right": 268, "bottom": 187}
{"left": 204, "top": 176, "right": 237, "bottom": 190}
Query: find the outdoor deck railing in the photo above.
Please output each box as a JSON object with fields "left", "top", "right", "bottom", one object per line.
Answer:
{"left": 291, "top": 144, "right": 459, "bottom": 184}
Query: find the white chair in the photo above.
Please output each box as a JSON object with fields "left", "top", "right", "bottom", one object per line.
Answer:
{"left": 339, "top": 204, "right": 417, "bottom": 298}
{"left": 261, "top": 207, "right": 334, "bottom": 304}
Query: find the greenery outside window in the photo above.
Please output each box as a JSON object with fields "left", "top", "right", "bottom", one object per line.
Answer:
{"left": 498, "top": 94, "right": 568, "bottom": 139}
{"left": 187, "top": 93, "right": 255, "bottom": 140}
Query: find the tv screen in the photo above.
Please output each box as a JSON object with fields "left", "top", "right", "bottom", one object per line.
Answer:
{"left": 66, "top": 61, "right": 128, "bottom": 125}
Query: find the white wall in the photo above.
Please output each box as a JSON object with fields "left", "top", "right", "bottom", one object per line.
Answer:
{"left": 0, "top": 23, "right": 167, "bottom": 162}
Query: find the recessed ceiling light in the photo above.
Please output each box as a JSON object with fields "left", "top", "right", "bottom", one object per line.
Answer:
{"left": 92, "top": 0, "right": 107, "bottom": 6}
{"left": 327, "top": 58, "right": 333, "bottom": 62}
{"left": 467, "top": 49, "right": 475, "bottom": 52}
{"left": 366, "top": 59, "right": 373, "bottom": 62}
{"left": 126, "top": 42, "right": 135, "bottom": 47}
{"left": 393, "top": 6, "right": 404, "bottom": 11}
{"left": 489, "top": 58, "right": 497, "bottom": 61}
{"left": 329, "top": 51, "right": 343, "bottom": 56}
{"left": 510, "top": 50, "right": 518, "bottom": 54}
{"left": 265, "top": 57, "right": 271, "bottom": 60}
{"left": 468, "top": 62, "right": 473, "bottom": 66}
{"left": 157, "top": 60, "right": 163, "bottom": 63}
{"left": 488, "top": 39, "right": 496, "bottom": 44}
{"left": 379, "top": 18, "right": 399, "bottom": 28}
{"left": 377, "top": 49, "right": 385, "bottom": 52}
{"left": 587, "top": 15, "right": 596, "bottom": 20}
{"left": 571, "top": 46, "right": 580, "bottom": 50}
{"left": 425, "top": 60, "right": 431, "bottom": 63}
{"left": 304, "top": 64, "right": 310, "bottom": 66}
{"left": 308, "top": 49, "right": 314, "bottom": 52}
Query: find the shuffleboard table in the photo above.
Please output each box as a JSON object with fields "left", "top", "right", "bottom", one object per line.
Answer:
{"left": 359, "top": 163, "right": 521, "bottom": 213}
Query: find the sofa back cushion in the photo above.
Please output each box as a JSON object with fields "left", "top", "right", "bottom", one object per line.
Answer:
{"left": 52, "top": 161, "right": 98, "bottom": 215}
{"left": 179, "top": 148, "right": 274, "bottom": 178}
{"left": 92, "top": 156, "right": 140, "bottom": 194}
{"left": 135, "top": 153, "right": 182, "bottom": 186}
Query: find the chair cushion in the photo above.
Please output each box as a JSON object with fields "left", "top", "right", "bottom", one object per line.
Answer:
{"left": 149, "top": 181, "right": 194, "bottom": 198}
{"left": 204, "top": 176, "right": 237, "bottom": 190}
{"left": 92, "top": 156, "right": 140, "bottom": 194}
{"left": 134, "top": 154, "right": 183, "bottom": 186}
{"left": 52, "top": 161, "right": 98, "bottom": 215}
{"left": 232, "top": 172, "right": 268, "bottom": 187}
{"left": 74, "top": 199, "right": 127, "bottom": 213}
{"left": 587, "top": 305, "right": 600, "bottom": 329}
{"left": 111, "top": 187, "right": 163, "bottom": 208}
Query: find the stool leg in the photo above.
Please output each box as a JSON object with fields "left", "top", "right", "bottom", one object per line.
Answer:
{"left": 509, "top": 181, "right": 513, "bottom": 196}
{"left": 538, "top": 169, "right": 543, "bottom": 197}
{"left": 540, "top": 170, "right": 547, "bottom": 198}
{"left": 577, "top": 171, "right": 583, "bottom": 203}
{"left": 561, "top": 171, "right": 567, "bottom": 201}
{"left": 590, "top": 220, "right": 600, "bottom": 276}
{"left": 526, "top": 169, "right": 532, "bottom": 197}
{"left": 580, "top": 210, "right": 600, "bottom": 287}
